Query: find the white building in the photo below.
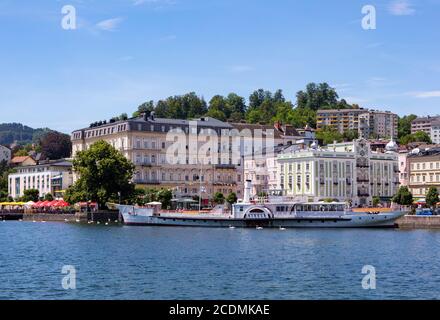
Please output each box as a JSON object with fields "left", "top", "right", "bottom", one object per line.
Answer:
{"left": 276, "top": 139, "right": 400, "bottom": 207}
{"left": 0, "top": 145, "right": 11, "bottom": 163}
{"left": 8, "top": 160, "right": 73, "bottom": 199}
{"left": 430, "top": 120, "right": 440, "bottom": 144}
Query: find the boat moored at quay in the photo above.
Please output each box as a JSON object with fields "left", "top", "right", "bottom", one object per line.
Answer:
{"left": 118, "top": 182, "right": 407, "bottom": 228}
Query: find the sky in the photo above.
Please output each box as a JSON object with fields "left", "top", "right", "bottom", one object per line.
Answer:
{"left": 0, "top": 0, "right": 439, "bottom": 133}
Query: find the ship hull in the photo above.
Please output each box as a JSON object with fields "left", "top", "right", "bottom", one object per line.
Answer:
{"left": 121, "top": 211, "right": 405, "bottom": 228}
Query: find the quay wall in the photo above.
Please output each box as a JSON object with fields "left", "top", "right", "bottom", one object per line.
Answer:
{"left": 397, "top": 215, "right": 440, "bottom": 229}
{"left": 13, "top": 211, "right": 119, "bottom": 223}
{"left": 23, "top": 213, "right": 76, "bottom": 222}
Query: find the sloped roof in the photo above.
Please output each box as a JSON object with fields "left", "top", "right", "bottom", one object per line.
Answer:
{"left": 11, "top": 156, "right": 34, "bottom": 163}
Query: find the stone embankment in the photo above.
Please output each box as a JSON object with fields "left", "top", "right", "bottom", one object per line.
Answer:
{"left": 396, "top": 215, "right": 440, "bottom": 229}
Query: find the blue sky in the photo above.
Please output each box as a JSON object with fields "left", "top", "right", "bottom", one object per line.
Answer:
{"left": 0, "top": 0, "right": 439, "bottom": 133}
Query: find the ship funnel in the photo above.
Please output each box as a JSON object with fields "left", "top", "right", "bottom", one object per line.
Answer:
{"left": 243, "top": 180, "right": 252, "bottom": 203}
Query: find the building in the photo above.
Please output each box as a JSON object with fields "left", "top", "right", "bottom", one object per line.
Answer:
{"left": 407, "top": 147, "right": 440, "bottom": 199}
{"left": 71, "top": 114, "right": 309, "bottom": 203}
{"left": 0, "top": 145, "right": 11, "bottom": 163}
{"left": 276, "top": 139, "right": 400, "bottom": 207}
{"left": 398, "top": 149, "right": 409, "bottom": 186}
{"left": 10, "top": 156, "right": 37, "bottom": 167}
{"left": 8, "top": 160, "right": 73, "bottom": 199}
{"left": 244, "top": 145, "right": 291, "bottom": 196}
{"left": 243, "top": 140, "right": 320, "bottom": 197}
{"left": 317, "top": 108, "right": 398, "bottom": 139}
{"left": 317, "top": 108, "right": 367, "bottom": 134}
{"left": 411, "top": 116, "right": 440, "bottom": 135}
{"left": 430, "top": 120, "right": 440, "bottom": 144}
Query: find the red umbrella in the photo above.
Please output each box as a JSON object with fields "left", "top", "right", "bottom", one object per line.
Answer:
{"left": 59, "top": 200, "right": 70, "bottom": 207}
{"left": 40, "top": 201, "right": 51, "bottom": 207}
{"left": 49, "top": 200, "right": 59, "bottom": 207}
{"left": 54, "top": 200, "right": 69, "bottom": 207}
{"left": 33, "top": 201, "right": 42, "bottom": 208}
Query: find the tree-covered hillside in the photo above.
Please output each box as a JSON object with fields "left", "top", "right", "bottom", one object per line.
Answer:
{"left": 0, "top": 123, "right": 51, "bottom": 146}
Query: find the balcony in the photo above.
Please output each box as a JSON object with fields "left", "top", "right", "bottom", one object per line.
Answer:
{"left": 357, "top": 178, "right": 369, "bottom": 183}
{"left": 357, "top": 192, "right": 370, "bottom": 197}
{"left": 134, "top": 179, "right": 161, "bottom": 185}
{"left": 356, "top": 164, "right": 370, "bottom": 168}
{"left": 215, "top": 164, "right": 237, "bottom": 170}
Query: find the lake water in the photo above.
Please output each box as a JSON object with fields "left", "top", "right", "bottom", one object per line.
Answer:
{"left": 1, "top": 221, "right": 440, "bottom": 300}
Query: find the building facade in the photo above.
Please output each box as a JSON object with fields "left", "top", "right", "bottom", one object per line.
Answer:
{"left": 430, "top": 120, "right": 440, "bottom": 144}
{"left": 0, "top": 145, "right": 11, "bottom": 163}
{"left": 276, "top": 139, "right": 399, "bottom": 207}
{"left": 71, "top": 115, "right": 302, "bottom": 203}
{"left": 317, "top": 108, "right": 398, "bottom": 139}
{"left": 407, "top": 147, "right": 440, "bottom": 198}
{"left": 8, "top": 160, "right": 73, "bottom": 199}
{"left": 398, "top": 149, "right": 409, "bottom": 186}
{"left": 411, "top": 116, "right": 440, "bottom": 135}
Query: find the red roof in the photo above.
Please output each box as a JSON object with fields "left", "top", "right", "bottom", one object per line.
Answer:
{"left": 11, "top": 156, "right": 33, "bottom": 163}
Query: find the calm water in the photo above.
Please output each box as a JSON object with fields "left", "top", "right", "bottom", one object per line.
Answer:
{"left": 1, "top": 221, "right": 440, "bottom": 300}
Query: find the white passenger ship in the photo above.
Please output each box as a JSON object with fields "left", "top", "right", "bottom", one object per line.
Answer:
{"left": 119, "top": 182, "right": 407, "bottom": 228}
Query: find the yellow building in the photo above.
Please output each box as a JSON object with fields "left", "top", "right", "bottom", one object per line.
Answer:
{"left": 408, "top": 147, "right": 440, "bottom": 198}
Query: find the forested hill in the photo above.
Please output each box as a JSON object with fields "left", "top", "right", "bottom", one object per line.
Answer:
{"left": 0, "top": 123, "right": 51, "bottom": 146}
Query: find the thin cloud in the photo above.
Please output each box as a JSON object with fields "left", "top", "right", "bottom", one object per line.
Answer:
{"left": 133, "top": 0, "right": 175, "bottom": 6}
{"left": 388, "top": 0, "right": 416, "bottom": 16}
{"left": 118, "top": 56, "right": 134, "bottom": 62}
{"left": 410, "top": 91, "right": 440, "bottom": 98}
{"left": 343, "top": 96, "right": 369, "bottom": 104}
{"left": 96, "top": 17, "right": 124, "bottom": 31}
{"left": 228, "top": 65, "right": 255, "bottom": 73}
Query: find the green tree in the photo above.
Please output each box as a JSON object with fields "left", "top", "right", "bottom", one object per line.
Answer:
{"left": 14, "top": 149, "right": 29, "bottom": 157}
{"left": 132, "top": 101, "right": 155, "bottom": 118}
{"left": 225, "top": 93, "right": 247, "bottom": 120}
{"left": 205, "top": 108, "right": 227, "bottom": 121}
{"left": 226, "top": 192, "right": 238, "bottom": 205}
{"left": 64, "top": 140, "right": 135, "bottom": 208}
{"left": 22, "top": 189, "right": 40, "bottom": 202}
{"left": 426, "top": 187, "right": 439, "bottom": 209}
{"left": 296, "top": 83, "right": 339, "bottom": 110}
{"left": 372, "top": 196, "right": 380, "bottom": 207}
{"left": 39, "top": 131, "right": 72, "bottom": 160}
{"left": 342, "top": 129, "right": 359, "bottom": 141}
{"left": 157, "top": 189, "right": 173, "bottom": 209}
{"left": 398, "top": 114, "right": 417, "bottom": 139}
{"left": 155, "top": 92, "right": 207, "bottom": 119}
{"left": 399, "top": 131, "right": 432, "bottom": 145}
{"left": 0, "top": 161, "right": 14, "bottom": 200}
{"left": 130, "top": 188, "right": 147, "bottom": 206}
{"left": 392, "top": 186, "right": 413, "bottom": 206}
{"left": 315, "top": 126, "right": 343, "bottom": 145}
{"left": 44, "top": 193, "right": 54, "bottom": 201}
{"left": 213, "top": 192, "right": 225, "bottom": 204}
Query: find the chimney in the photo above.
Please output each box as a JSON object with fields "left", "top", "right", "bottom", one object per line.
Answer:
{"left": 243, "top": 180, "right": 252, "bottom": 204}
